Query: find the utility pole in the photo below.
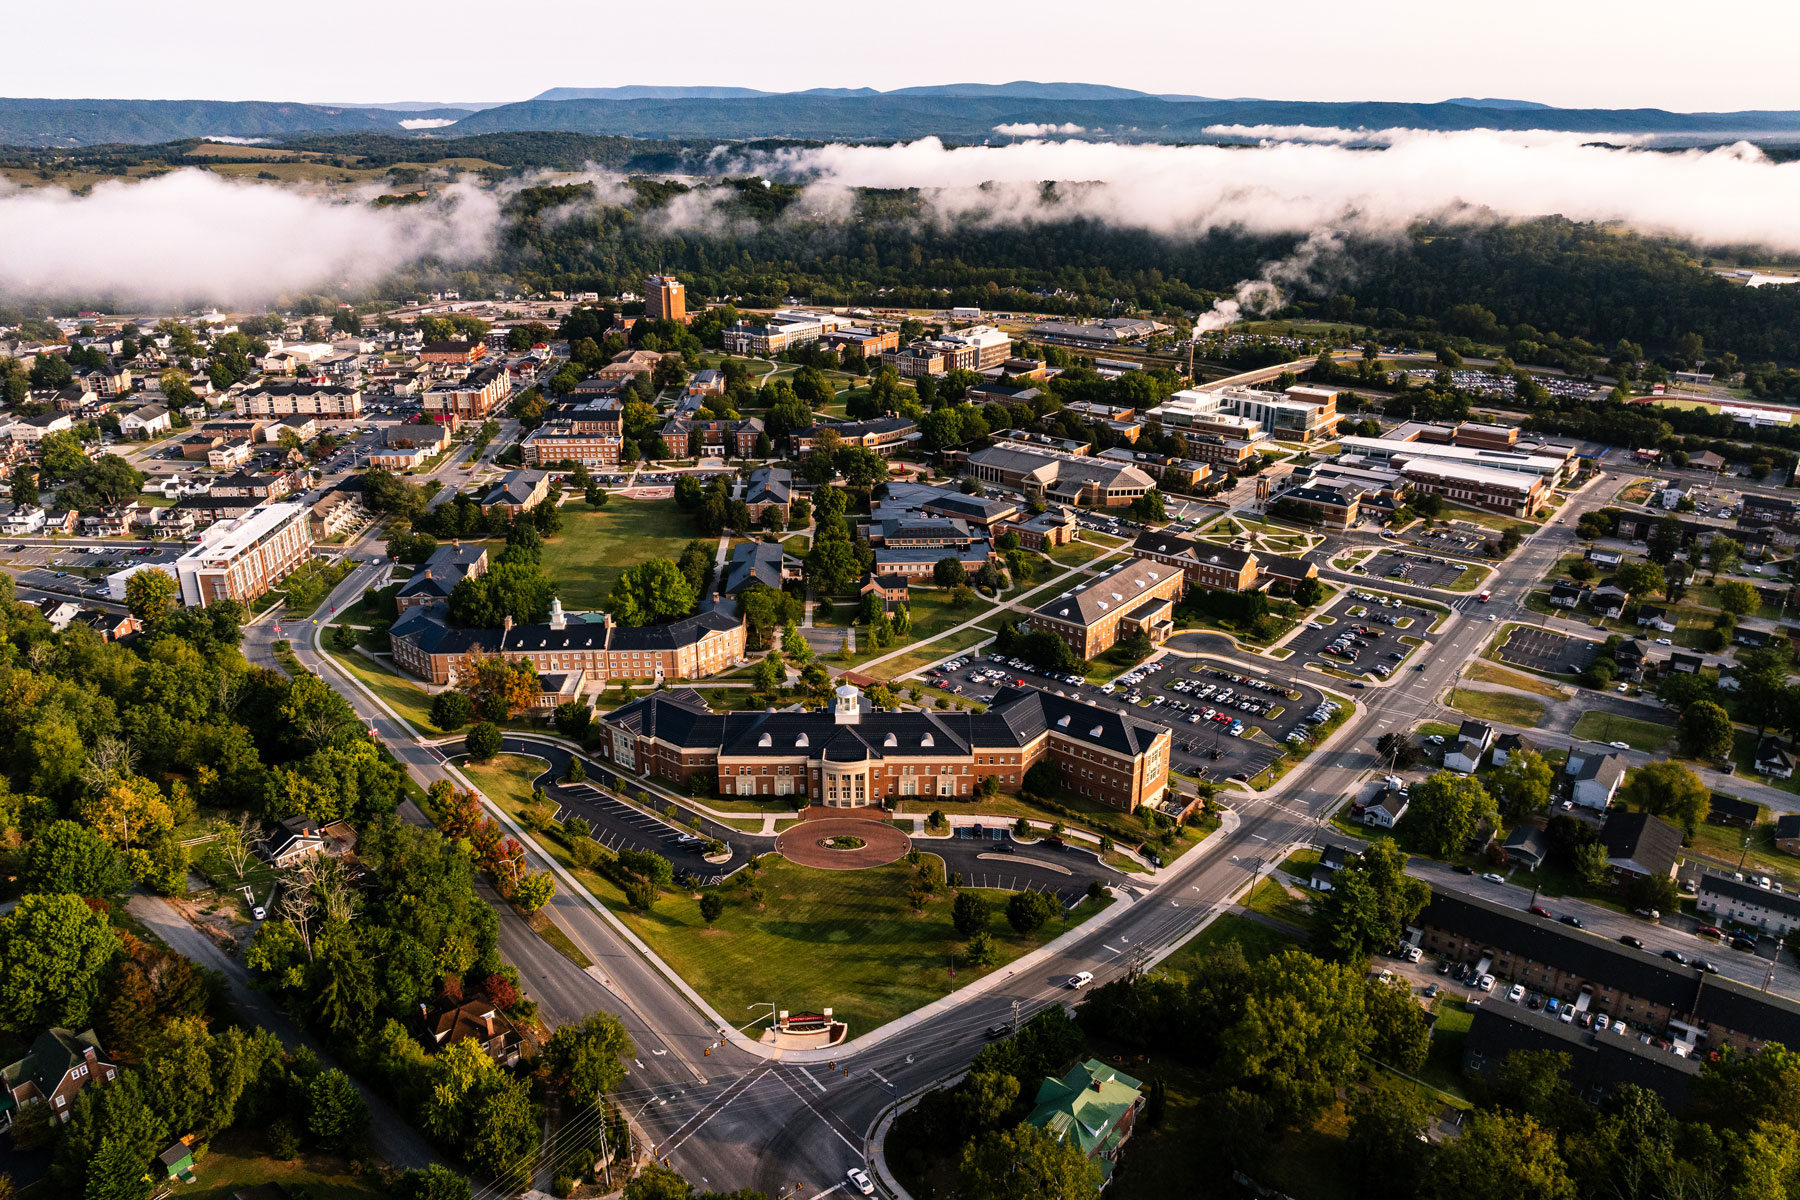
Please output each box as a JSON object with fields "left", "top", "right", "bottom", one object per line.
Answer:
{"left": 597, "top": 1108, "right": 612, "bottom": 1190}
{"left": 1011, "top": 999, "right": 1022, "bottom": 1036}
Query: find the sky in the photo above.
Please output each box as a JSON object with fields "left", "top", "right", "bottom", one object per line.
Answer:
{"left": 8, "top": 0, "right": 1800, "bottom": 112}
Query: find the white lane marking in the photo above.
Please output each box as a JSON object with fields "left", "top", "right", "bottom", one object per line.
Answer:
{"left": 798, "top": 1066, "right": 828, "bottom": 1093}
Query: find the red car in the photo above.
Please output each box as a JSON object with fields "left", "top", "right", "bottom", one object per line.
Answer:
{"left": 1529, "top": 905, "right": 1553, "bottom": 918}
{"left": 1696, "top": 924, "right": 1724, "bottom": 939}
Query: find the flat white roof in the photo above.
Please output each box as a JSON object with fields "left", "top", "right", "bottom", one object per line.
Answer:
{"left": 1400, "top": 457, "right": 1541, "bottom": 493}
{"left": 1337, "top": 436, "right": 1565, "bottom": 476}
{"left": 180, "top": 501, "right": 305, "bottom": 562}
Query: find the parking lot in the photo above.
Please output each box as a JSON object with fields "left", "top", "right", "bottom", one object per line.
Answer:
{"left": 6, "top": 543, "right": 179, "bottom": 570}
{"left": 1496, "top": 625, "right": 1600, "bottom": 676}
{"left": 1283, "top": 591, "right": 1435, "bottom": 680}
{"left": 933, "top": 827, "right": 1118, "bottom": 905}
{"left": 1401, "top": 522, "right": 1496, "bottom": 557}
{"left": 1376, "top": 550, "right": 1469, "bottom": 591}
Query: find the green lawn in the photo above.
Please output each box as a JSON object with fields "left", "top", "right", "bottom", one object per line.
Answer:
{"left": 1156, "top": 913, "right": 1298, "bottom": 977}
{"left": 469, "top": 757, "right": 1107, "bottom": 1032}
{"left": 539, "top": 499, "right": 703, "bottom": 609}
{"left": 1043, "top": 538, "right": 1109, "bottom": 567}
{"left": 1448, "top": 688, "right": 1546, "bottom": 728}
{"left": 873, "top": 622, "right": 996, "bottom": 681}
{"left": 1463, "top": 661, "right": 1571, "bottom": 701}
{"left": 1571, "top": 710, "right": 1672, "bottom": 753}
{"left": 167, "top": 1127, "right": 386, "bottom": 1200}
{"left": 1418, "top": 998, "right": 1476, "bottom": 1100}
{"left": 1242, "top": 876, "right": 1313, "bottom": 928}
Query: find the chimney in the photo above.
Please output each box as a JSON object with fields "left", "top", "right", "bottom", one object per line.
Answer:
{"left": 502, "top": 615, "right": 513, "bottom": 635}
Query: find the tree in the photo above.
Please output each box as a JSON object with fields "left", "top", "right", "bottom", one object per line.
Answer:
{"left": 1612, "top": 560, "right": 1665, "bottom": 598}
{"left": 959, "top": 1122, "right": 1103, "bottom": 1200}
{"left": 430, "top": 691, "right": 473, "bottom": 732}
{"left": 1348, "top": 1075, "right": 1435, "bottom": 1194}
{"left": 699, "top": 893, "right": 724, "bottom": 924}
{"left": 1364, "top": 975, "right": 1430, "bottom": 1072}
{"left": 9, "top": 465, "right": 37, "bottom": 509}
{"left": 1619, "top": 761, "right": 1710, "bottom": 835}
{"left": 511, "top": 871, "right": 556, "bottom": 914}
{"left": 804, "top": 538, "right": 860, "bottom": 596}
{"left": 1292, "top": 576, "right": 1327, "bottom": 608}
{"left": 543, "top": 1012, "right": 634, "bottom": 1108}
{"left": 1487, "top": 747, "right": 1554, "bottom": 819}
{"left": 1375, "top": 732, "right": 1421, "bottom": 771}
{"left": 1222, "top": 950, "right": 1370, "bottom": 1127}
{"left": 1568, "top": 559, "right": 1599, "bottom": 584}
{"left": 1708, "top": 536, "right": 1745, "bottom": 578}
{"left": 933, "top": 557, "right": 968, "bottom": 588}
{"left": 1678, "top": 700, "right": 1735, "bottom": 761}
{"left": 1647, "top": 516, "right": 1684, "bottom": 565}
{"left": 1312, "top": 837, "right": 1430, "bottom": 962}
{"left": 1574, "top": 840, "right": 1612, "bottom": 888}
{"left": 123, "top": 569, "right": 178, "bottom": 624}
{"left": 393, "top": 1165, "right": 473, "bottom": 1200}
{"left": 24, "top": 820, "right": 131, "bottom": 897}
{"left": 307, "top": 1068, "right": 370, "bottom": 1152}
{"left": 1717, "top": 580, "right": 1759, "bottom": 616}
{"left": 1404, "top": 771, "right": 1498, "bottom": 858}
{"left": 0, "top": 893, "right": 118, "bottom": 1034}
{"left": 1130, "top": 488, "right": 1166, "bottom": 522}
{"left": 1006, "top": 890, "right": 1060, "bottom": 935}
{"left": 609, "top": 558, "right": 698, "bottom": 626}
{"left": 465, "top": 722, "right": 502, "bottom": 762}
{"left": 953, "top": 891, "right": 990, "bottom": 938}
{"left": 1424, "top": 1111, "right": 1575, "bottom": 1200}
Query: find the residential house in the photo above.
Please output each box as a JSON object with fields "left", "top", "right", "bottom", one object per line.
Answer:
{"left": 1637, "top": 607, "right": 1678, "bottom": 634}
{"left": 261, "top": 815, "right": 356, "bottom": 868}
{"left": 1025, "top": 1059, "right": 1144, "bottom": 1184}
{"left": 1670, "top": 652, "right": 1706, "bottom": 674}
{"left": 119, "top": 402, "right": 172, "bottom": 439}
{"left": 2, "top": 505, "right": 46, "bottom": 536}
{"left": 1549, "top": 580, "right": 1588, "bottom": 609}
{"left": 1504, "top": 826, "right": 1551, "bottom": 872}
{"left": 1491, "top": 732, "right": 1532, "bottom": 766}
{"left": 427, "top": 1000, "right": 521, "bottom": 1067}
{"left": 1756, "top": 735, "right": 1795, "bottom": 780}
{"left": 1591, "top": 586, "right": 1631, "bottom": 618}
{"left": 1, "top": 1029, "right": 118, "bottom": 1128}
{"left": 1445, "top": 720, "right": 1494, "bottom": 774}
{"left": 1777, "top": 814, "right": 1800, "bottom": 855}
{"left": 1614, "top": 639, "right": 1651, "bottom": 682}
{"left": 1362, "top": 787, "right": 1410, "bottom": 829}
{"left": 1309, "top": 844, "right": 1359, "bottom": 891}
{"left": 1599, "top": 811, "right": 1683, "bottom": 883}
{"left": 1708, "top": 795, "right": 1761, "bottom": 829}
{"left": 1567, "top": 748, "right": 1629, "bottom": 811}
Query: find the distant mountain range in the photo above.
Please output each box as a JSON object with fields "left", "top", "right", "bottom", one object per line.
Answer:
{"left": 4, "top": 85, "right": 1800, "bottom": 147}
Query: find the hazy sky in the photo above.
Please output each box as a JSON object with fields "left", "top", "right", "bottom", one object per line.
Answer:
{"left": 9, "top": 0, "right": 1799, "bottom": 111}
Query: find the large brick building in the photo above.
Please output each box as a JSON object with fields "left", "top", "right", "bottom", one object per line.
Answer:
{"left": 646, "top": 274, "right": 687, "bottom": 323}
{"left": 234, "top": 382, "right": 363, "bottom": 422}
{"left": 965, "top": 445, "right": 1156, "bottom": 508}
{"left": 172, "top": 501, "right": 314, "bottom": 607}
{"left": 1028, "top": 559, "right": 1185, "bottom": 659}
{"left": 1129, "top": 531, "right": 1259, "bottom": 592}
{"left": 1416, "top": 888, "right": 1800, "bottom": 1056}
{"left": 598, "top": 683, "right": 1172, "bottom": 812}
{"left": 391, "top": 600, "right": 746, "bottom": 687}
{"left": 423, "top": 363, "right": 509, "bottom": 421}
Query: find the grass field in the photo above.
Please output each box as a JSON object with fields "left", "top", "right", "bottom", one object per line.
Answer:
{"left": 1448, "top": 688, "right": 1546, "bottom": 728}
{"left": 1242, "top": 876, "right": 1314, "bottom": 928}
{"left": 1571, "top": 710, "right": 1672, "bottom": 753}
{"left": 1463, "top": 660, "right": 1571, "bottom": 701}
{"left": 876, "top": 624, "right": 996, "bottom": 681}
{"left": 538, "top": 499, "right": 702, "bottom": 609}
{"left": 168, "top": 1127, "right": 386, "bottom": 1200}
{"left": 469, "top": 756, "right": 1105, "bottom": 1031}
{"left": 1044, "top": 539, "right": 1110, "bottom": 567}
{"left": 1156, "top": 913, "right": 1298, "bottom": 977}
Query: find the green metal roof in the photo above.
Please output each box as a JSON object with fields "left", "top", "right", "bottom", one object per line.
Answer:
{"left": 1025, "top": 1058, "right": 1143, "bottom": 1159}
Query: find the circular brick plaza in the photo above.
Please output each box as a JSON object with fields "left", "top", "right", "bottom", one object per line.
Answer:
{"left": 775, "top": 816, "right": 912, "bottom": 870}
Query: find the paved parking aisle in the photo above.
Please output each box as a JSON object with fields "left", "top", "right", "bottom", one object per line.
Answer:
{"left": 1376, "top": 550, "right": 1472, "bottom": 590}
{"left": 1496, "top": 624, "right": 1601, "bottom": 676}
{"left": 1283, "top": 591, "right": 1437, "bottom": 680}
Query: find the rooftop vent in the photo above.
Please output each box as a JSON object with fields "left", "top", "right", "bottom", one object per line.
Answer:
{"left": 884, "top": 732, "right": 898, "bottom": 747}
{"left": 1057, "top": 715, "right": 1070, "bottom": 727}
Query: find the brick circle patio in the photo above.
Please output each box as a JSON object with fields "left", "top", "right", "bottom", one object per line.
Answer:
{"left": 775, "top": 817, "right": 911, "bottom": 870}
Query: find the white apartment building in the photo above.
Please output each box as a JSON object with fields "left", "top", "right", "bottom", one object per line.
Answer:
{"left": 172, "top": 502, "right": 314, "bottom": 607}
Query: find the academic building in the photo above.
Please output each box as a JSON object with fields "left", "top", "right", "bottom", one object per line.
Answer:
{"left": 1028, "top": 559, "right": 1186, "bottom": 660}
{"left": 598, "top": 683, "right": 1172, "bottom": 812}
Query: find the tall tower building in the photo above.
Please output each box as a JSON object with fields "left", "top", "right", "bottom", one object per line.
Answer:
{"left": 646, "top": 274, "right": 687, "bottom": 323}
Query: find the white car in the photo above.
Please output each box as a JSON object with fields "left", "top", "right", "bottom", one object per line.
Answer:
{"left": 251, "top": 906, "right": 266, "bottom": 921}
{"left": 1477, "top": 974, "right": 1495, "bottom": 992}
{"left": 1068, "top": 971, "right": 1094, "bottom": 989}
{"left": 1507, "top": 984, "right": 1525, "bottom": 1003}
{"left": 847, "top": 1169, "right": 875, "bottom": 1196}
{"left": 1609, "top": 741, "right": 1631, "bottom": 750}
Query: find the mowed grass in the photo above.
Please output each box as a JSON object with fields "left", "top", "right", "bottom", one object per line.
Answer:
{"left": 624, "top": 858, "right": 1094, "bottom": 1033}
{"left": 1449, "top": 688, "right": 1547, "bottom": 728}
{"left": 1157, "top": 913, "right": 1298, "bottom": 977}
{"left": 539, "top": 499, "right": 702, "bottom": 609}
{"left": 168, "top": 1127, "right": 386, "bottom": 1200}
{"left": 1571, "top": 710, "right": 1673, "bottom": 753}
{"left": 460, "top": 754, "right": 551, "bottom": 810}
{"left": 876, "top": 624, "right": 996, "bottom": 682}
{"left": 1463, "top": 660, "right": 1571, "bottom": 701}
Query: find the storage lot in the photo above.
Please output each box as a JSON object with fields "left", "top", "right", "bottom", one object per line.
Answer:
{"left": 1497, "top": 625, "right": 1600, "bottom": 676}
{"left": 1284, "top": 592, "right": 1434, "bottom": 679}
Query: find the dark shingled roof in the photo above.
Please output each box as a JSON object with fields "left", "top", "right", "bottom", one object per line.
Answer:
{"left": 1465, "top": 1002, "right": 1699, "bottom": 1112}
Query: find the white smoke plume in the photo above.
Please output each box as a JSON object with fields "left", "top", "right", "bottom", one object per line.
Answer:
{"left": 993, "top": 122, "right": 1087, "bottom": 137}
{"left": 1192, "top": 230, "right": 1350, "bottom": 336}
{"left": 0, "top": 168, "right": 502, "bottom": 306}
{"left": 739, "top": 132, "right": 1800, "bottom": 251}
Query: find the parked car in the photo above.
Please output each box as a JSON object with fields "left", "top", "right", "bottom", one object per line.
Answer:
{"left": 1529, "top": 905, "right": 1552, "bottom": 918}
{"left": 1507, "top": 984, "right": 1526, "bottom": 1003}
{"left": 847, "top": 1168, "right": 875, "bottom": 1196}
{"left": 1730, "top": 935, "right": 1758, "bottom": 952}
{"left": 1696, "top": 924, "right": 1724, "bottom": 940}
